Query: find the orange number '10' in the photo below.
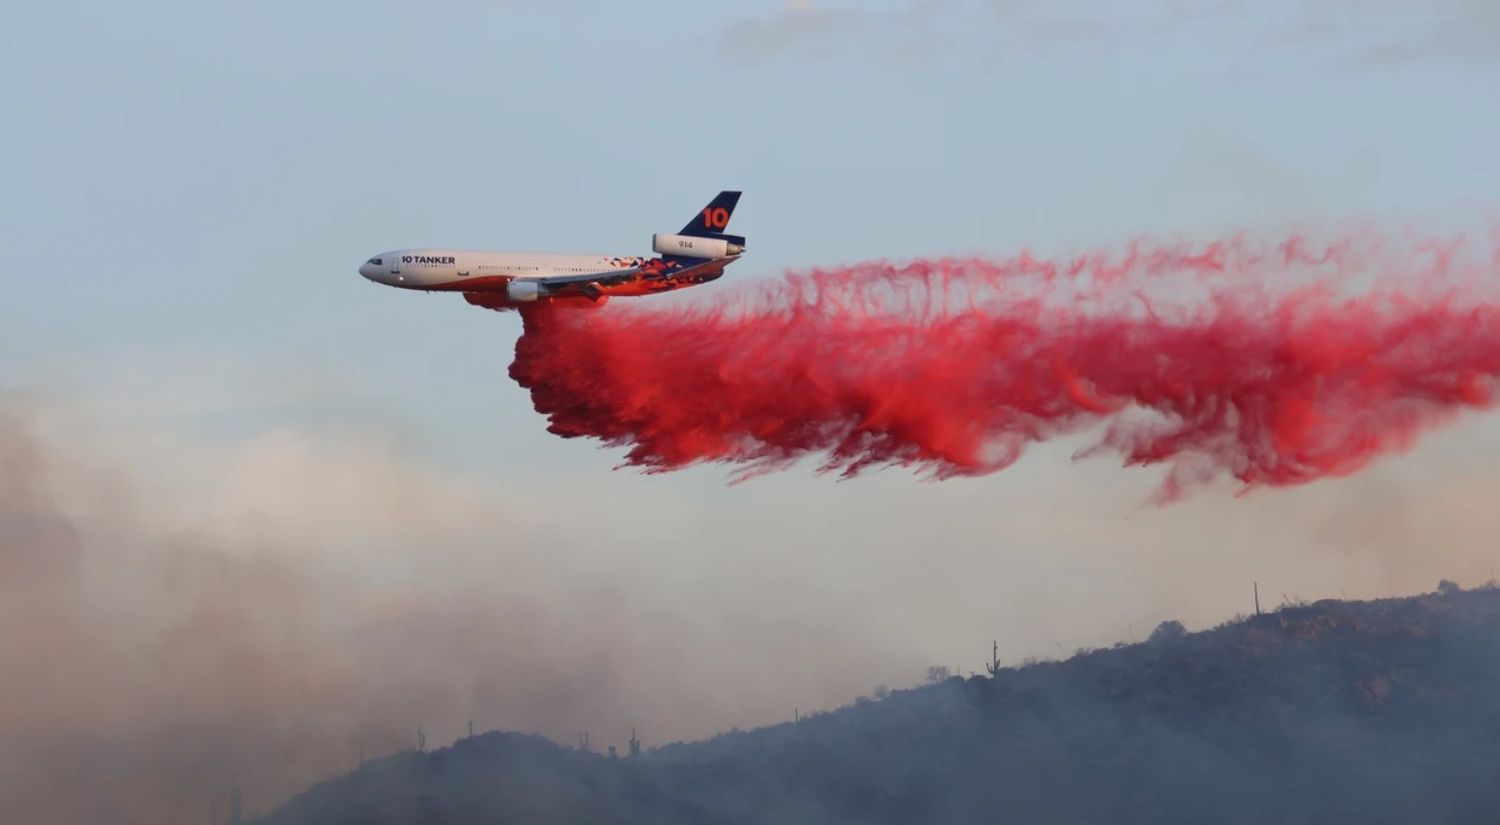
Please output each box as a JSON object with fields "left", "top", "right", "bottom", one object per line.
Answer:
{"left": 702, "top": 207, "right": 730, "bottom": 229}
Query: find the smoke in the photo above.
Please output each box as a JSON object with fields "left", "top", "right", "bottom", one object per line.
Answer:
{"left": 511, "top": 228, "right": 1500, "bottom": 500}
{"left": 0, "top": 403, "right": 381, "bottom": 824}
{"left": 0, "top": 401, "right": 685, "bottom": 824}
{"left": 0, "top": 395, "right": 909, "bottom": 824}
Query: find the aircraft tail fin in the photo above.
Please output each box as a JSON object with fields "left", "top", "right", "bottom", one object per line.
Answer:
{"left": 678, "top": 191, "right": 742, "bottom": 237}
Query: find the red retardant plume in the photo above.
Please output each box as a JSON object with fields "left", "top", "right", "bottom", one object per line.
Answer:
{"left": 508, "top": 230, "right": 1500, "bottom": 499}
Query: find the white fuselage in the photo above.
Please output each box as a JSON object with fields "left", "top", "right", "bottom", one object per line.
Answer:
{"left": 358, "top": 249, "right": 647, "bottom": 291}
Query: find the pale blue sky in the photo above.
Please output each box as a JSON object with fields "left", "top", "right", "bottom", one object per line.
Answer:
{"left": 5, "top": 3, "right": 1495, "bottom": 463}
{"left": 5, "top": 0, "right": 1500, "bottom": 750}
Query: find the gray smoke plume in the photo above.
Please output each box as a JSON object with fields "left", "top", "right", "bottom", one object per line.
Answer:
{"left": 0, "top": 393, "right": 900, "bottom": 823}
{"left": 0, "top": 399, "right": 382, "bottom": 823}
{"left": 6, "top": 377, "right": 1500, "bottom": 823}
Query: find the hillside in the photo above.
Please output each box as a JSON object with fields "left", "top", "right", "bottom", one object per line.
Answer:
{"left": 258, "top": 585, "right": 1500, "bottom": 825}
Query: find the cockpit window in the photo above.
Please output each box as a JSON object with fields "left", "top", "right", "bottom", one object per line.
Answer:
{"left": 369, "top": 257, "right": 383, "bottom": 265}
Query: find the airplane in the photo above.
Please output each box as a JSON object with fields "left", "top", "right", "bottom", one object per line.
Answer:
{"left": 358, "top": 191, "right": 745, "bottom": 311}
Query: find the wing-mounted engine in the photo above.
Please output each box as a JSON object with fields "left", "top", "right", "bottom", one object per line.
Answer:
{"left": 507, "top": 280, "right": 543, "bottom": 302}
{"left": 652, "top": 233, "right": 746, "bottom": 259}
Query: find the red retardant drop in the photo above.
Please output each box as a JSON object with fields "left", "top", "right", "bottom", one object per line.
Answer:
{"left": 507, "top": 230, "right": 1500, "bottom": 499}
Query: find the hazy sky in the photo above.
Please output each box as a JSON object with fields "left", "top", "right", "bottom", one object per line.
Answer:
{"left": 4, "top": 1, "right": 1500, "bottom": 821}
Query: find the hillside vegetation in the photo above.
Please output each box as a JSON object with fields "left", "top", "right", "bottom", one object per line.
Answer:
{"left": 259, "top": 585, "right": 1500, "bottom": 825}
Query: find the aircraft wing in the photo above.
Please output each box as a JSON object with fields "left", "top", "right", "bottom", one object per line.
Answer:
{"left": 533, "top": 267, "right": 644, "bottom": 288}
{"left": 533, "top": 256, "right": 738, "bottom": 296}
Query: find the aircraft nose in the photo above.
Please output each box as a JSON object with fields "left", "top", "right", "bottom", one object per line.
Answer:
{"left": 359, "top": 259, "right": 385, "bottom": 283}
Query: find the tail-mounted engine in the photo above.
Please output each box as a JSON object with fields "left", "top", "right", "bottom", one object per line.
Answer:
{"left": 652, "top": 233, "right": 746, "bottom": 259}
